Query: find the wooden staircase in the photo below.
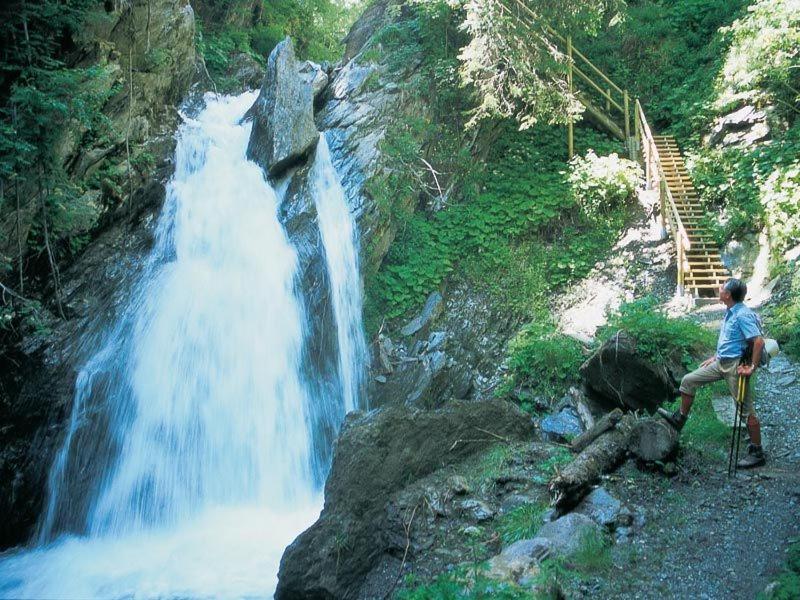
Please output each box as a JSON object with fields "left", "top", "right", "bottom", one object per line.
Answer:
{"left": 651, "top": 136, "right": 728, "bottom": 297}
{"left": 504, "top": 8, "right": 732, "bottom": 299}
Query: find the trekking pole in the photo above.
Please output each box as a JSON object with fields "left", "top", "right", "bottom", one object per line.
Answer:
{"left": 728, "top": 374, "right": 748, "bottom": 477}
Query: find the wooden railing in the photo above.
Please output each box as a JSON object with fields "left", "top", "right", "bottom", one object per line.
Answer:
{"left": 634, "top": 99, "right": 691, "bottom": 292}
{"left": 544, "top": 26, "right": 632, "bottom": 158}
{"left": 504, "top": 0, "right": 634, "bottom": 157}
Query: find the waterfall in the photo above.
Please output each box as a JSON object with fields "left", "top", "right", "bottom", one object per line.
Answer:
{"left": 0, "top": 92, "right": 366, "bottom": 599}
{"left": 312, "top": 134, "right": 368, "bottom": 414}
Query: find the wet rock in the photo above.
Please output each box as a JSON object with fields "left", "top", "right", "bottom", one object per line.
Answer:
{"left": 226, "top": 52, "right": 264, "bottom": 91}
{"left": 573, "top": 487, "right": 622, "bottom": 528}
{"left": 580, "top": 331, "right": 683, "bottom": 414}
{"left": 297, "top": 60, "right": 329, "bottom": 101}
{"left": 707, "top": 105, "right": 771, "bottom": 148}
{"left": 246, "top": 38, "right": 318, "bottom": 179}
{"left": 275, "top": 400, "right": 534, "bottom": 599}
{"left": 401, "top": 291, "right": 444, "bottom": 337}
{"left": 375, "top": 334, "right": 394, "bottom": 374}
{"left": 540, "top": 406, "right": 584, "bottom": 443}
{"left": 536, "top": 513, "right": 600, "bottom": 557}
{"left": 427, "top": 331, "right": 446, "bottom": 352}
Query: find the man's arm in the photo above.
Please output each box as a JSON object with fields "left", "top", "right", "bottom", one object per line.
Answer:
{"left": 738, "top": 336, "right": 764, "bottom": 376}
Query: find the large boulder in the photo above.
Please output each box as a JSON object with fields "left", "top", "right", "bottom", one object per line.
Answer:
{"left": 246, "top": 38, "right": 318, "bottom": 179}
{"left": 580, "top": 331, "right": 683, "bottom": 414}
{"left": 275, "top": 399, "right": 535, "bottom": 599}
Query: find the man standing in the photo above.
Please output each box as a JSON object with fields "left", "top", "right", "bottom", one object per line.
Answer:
{"left": 662, "top": 278, "right": 766, "bottom": 468}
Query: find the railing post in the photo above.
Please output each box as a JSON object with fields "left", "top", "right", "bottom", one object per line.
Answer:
{"left": 659, "top": 178, "right": 668, "bottom": 232}
{"left": 567, "top": 35, "right": 574, "bottom": 160}
{"left": 633, "top": 100, "right": 641, "bottom": 163}
{"left": 606, "top": 88, "right": 611, "bottom": 113}
{"left": 623, "top": 90, "right": 631, "bottom": 157}
{"left": 677, "top": 237, "right": 685, "bottom": 296}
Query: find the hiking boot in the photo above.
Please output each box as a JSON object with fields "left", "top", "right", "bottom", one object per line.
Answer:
{"left": 658, "top": 408, "right": 687, "bottom": 432}
{"left": 737, "top": 444, "right": 766, "bottom": 469}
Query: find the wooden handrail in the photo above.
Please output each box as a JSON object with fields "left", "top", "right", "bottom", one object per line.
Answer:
{"left": 635, "top": 99, "right": 691, "bottom": 290}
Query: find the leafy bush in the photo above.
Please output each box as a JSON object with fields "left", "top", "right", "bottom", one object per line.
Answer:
{"left": 598, "top": 297, "right": 714, "bottom": 368}
{"left": 504, "top": 323, "right": 585, "bottom": 405}
{"left": 765, "top": 265, "right": 800, "bottom": 359}
{"left": 568, "top": 150, "right": 642, "bottom": 221}
{"left": 717, "top": 0, "right": 800, "bottom": 119}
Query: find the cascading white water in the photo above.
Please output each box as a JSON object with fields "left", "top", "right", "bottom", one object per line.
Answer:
{"left": 313, "top": 135, "right": 368, "bottom": 413}
{"left": 0, "top": 92, "right": 366, "bottom": 599}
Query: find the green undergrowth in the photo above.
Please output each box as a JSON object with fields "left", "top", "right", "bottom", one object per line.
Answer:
{"left": 496, "top": 502, "right": 549, "bottom": 545}
{"left": 665, "top": 382, "right": 730, "bottom": 457}
{"left": 569, "top": 528, "right": 613, "bottom": 574}
{"left": 364, "top": 123, "right": 629, "bottom": 333}
{"left": 760, "top": 539, "right": 800, "bottom": 600}
{"left": 765, "top": 265, "right": 800, "bottom": 359}
{"left": 598, "top": 297, "right": 715, "bottom": 369}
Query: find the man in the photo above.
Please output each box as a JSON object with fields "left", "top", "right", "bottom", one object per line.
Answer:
{"left": 663, "top": 278, "right": 766, "bottom": 468}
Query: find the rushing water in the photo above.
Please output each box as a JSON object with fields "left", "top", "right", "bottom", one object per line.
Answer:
{"left": 0, "top": 92, "right": 367, "bottom": 599}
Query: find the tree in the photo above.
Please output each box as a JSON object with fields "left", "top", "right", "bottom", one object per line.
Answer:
{"left": 458, "top": 0, "right": 624, "bottom": 128}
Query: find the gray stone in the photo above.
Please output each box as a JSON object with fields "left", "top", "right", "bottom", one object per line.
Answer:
{"left": 400, "top": 292, "right": 444, "bottom": 337}
{"left": 536, "top": 513, "right": 600, "bottom": 557}
{"left": 707, "top": 105, "right": 770, "bottom": 148}
{"left": 768, "top": 356, "right": 793, "bottom": 374}
{"left": 427, "top": 331, "right": 447, "bottom": 352}
{"left": 776, "top": 375, "right": 796, "bottom": 387}
{"left": 374, "top": 375, "right": 387, "bottom": 384}
{"left": 573, "top": 487, "right": 622, "bottom": 528}
{"left": 540, "top": 406, "right": 583, "bottom": 443}
{"left": 246, "top": 38, "right": 318, "bottom": 179}
{"left": 297, "top": 60, "right": 329, "bottom": 100}
{"left": 376, "top": 334, "right": 394, "bottom": 374}
{"left": 227, "top": 52, "right": 264, "bottom": 90}
{"left": 276, "top": 400, "right": 534, "bottom": 599}
{"left": 458, "top": 498, "right": 495, "bottom": 522}
{"left": 486, "top": 538, "right": 551, "bottom": 583}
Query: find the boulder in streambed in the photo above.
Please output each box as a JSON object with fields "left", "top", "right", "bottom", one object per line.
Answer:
{"left": 275, "top": 399, "right": 535, "bottom": 600}
{"left": 580, "top": 331, "right": 683, "bottom": 414}
{"left": 246, "top": 37, "right": 318, "bottom": 178}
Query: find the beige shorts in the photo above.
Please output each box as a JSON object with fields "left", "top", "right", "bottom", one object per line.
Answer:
{"left": 679, "top": 358, "right": 755, "bottom": 416}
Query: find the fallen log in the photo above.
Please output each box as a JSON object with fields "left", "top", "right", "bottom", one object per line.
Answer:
{"left": 570, "top": 408, "right": 624, "bottom": 453}
{"left": 628, "top": 417, "right": 678, "bottom": 463}
{"left": 550, "top": 413, "right": 636, "bottom": 511}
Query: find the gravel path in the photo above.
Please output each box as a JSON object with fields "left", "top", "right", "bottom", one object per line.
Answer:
{"left": 590, "top": 306, "right": 800, "bottom": 599}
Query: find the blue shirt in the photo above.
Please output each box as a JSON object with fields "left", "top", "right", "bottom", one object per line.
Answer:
{"left": 717, "top": 302, "right": 762, "bottom": 359}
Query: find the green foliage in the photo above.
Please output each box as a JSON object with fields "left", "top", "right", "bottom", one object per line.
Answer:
{"left": 577, "top": 0, "right": 750, "bottom": 137}
{"left": 568, "top": 528, "right": 613, "bottom": 574}
{"left": 599, "top": 297, "right": 714, "bottom": 368}
{"left": 688, "top": 123, "right": 800, "bottom": 248}
{"left": 532, "top": 448, "right": 574, "bottom": 484}
{"left": 758, "top": 540, "right": 800, "bottom": 599}
{"left": 496, "top": 502, "right": 549, "bottom": 544}
{"left": 765, "top": 264, "right": 800, "bottom": 359}
{"left": 504, "top": 323, "right": 585, "bottom": 405}
{"left": 666, "top": 383, "right": 729, "bottom": 454}
{"left": 397, "top": 569, "right": 540, "bottom": 600}
{"left": 568, "top": 150, "right": 642, "bottom": 221}
{"left": 717, "top": 0, "right": 800, "bottom": 119}
{"left": 366, "top": 122, "right": 626, "bottom": 328}
{"left": 459, "top": 0, "right": 623, "bottom": 129}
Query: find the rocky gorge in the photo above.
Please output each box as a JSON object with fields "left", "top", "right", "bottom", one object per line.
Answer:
{"left": 1, "top": 0, "right": 800, "bottom": 598}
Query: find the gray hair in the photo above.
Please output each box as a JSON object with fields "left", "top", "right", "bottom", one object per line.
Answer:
{"left": 723, "top": 278, "right": 747, "bottom": 303}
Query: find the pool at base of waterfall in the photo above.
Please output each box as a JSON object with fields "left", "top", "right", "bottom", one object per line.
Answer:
{"left": 0, "top": 500, "right": 321, "bottom": 599}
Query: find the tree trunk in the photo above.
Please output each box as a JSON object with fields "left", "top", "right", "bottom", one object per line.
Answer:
{"left": 628, "top": 417, "right": 678, "bottom": 463}
{"left": 570, "top": 408, "right": 624, "bottom": 453}
{"left": 550, "top": 413, "right": 635, "bottom": 510}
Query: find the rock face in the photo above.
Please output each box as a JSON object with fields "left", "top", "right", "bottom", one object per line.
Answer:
{"left": 275, "top": 399, "right": 535, "bottom": 599}
{"left": 706, "top": 105, "right": 771, "bottom": 148}
{"left": 580, "top": 331, "right": 683, "bottom": 414}
{"left": 247, "top": 38, "right": 318, "bottom": 179}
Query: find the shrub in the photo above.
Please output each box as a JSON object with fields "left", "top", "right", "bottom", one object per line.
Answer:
{"left": 568, "top": 528, "right": 613, "bottom": 573}
{"left": 598, "top": 297, "right": 714, "bottom": 368}
{"left": 504, "top": 323, "right": 585, "bottom": 406}
{"left": 568, "top": 150, "right": 641, "bottom": 221}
